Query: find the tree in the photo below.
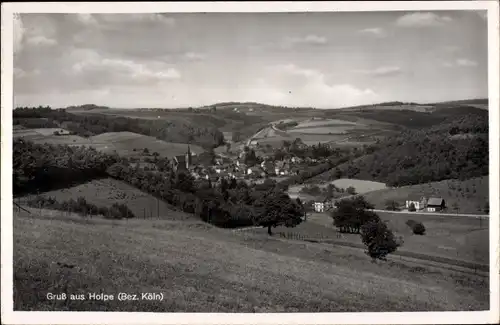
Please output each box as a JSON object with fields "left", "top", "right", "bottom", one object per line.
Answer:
{"left": 331, "top": 196, "right": 378, "bottom": 234}
{"left": 412, "top": 222, "right": 426, "bottom": 235}
{"left": 346, "top": 186, "right": 357, "bottom": 195}
{"left": 361, "top": 220, "right": 400, "bottom": 261}
{"left": 385, "top": 200, "right": 399, "bottom": 211}
{"left": 143, "top": 148, "right": 150, "bottom": 155}
{"left": 408, "top": 202, "right": 416, "bottom": 212}
{"left": 252, "top": 191, "right": 303, "bottom": 235}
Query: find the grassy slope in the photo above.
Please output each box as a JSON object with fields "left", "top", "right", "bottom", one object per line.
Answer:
{"left": 14, "top": 208, "right": 488, "bottom": 312}
{"left": 18, "top": 178, "right": 196, "bottom": 221}
{"left": 363, "top": 176, "right": 489, "bottom": 214}
{"left": 13, "top": 128, "right": 92, "bottom": 146}
{"left": 89, "top": 132, "right": 204, "bottom": 157}
{"left": 329, "top": 178, "right": 387, "bottom": 193}
{"left": 249, "top": 211, "right": 489, "bottom": 266}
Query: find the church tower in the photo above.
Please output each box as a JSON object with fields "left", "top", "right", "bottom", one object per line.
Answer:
{"left": 185, "top": 145, "right": 192, "bottom": 169}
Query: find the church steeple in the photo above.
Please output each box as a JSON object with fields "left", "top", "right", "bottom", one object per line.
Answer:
{"left": 185, "top": 145, "right": 192, "bottom": 169}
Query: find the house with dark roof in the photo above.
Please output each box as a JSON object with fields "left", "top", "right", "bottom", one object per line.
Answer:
{"left": 426, "top": 197, "right": 446, "bottom": 212}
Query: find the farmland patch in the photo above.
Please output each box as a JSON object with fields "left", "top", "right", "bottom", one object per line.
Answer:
{"left": 18, "top": 178, "right": 195, "bottom": 221}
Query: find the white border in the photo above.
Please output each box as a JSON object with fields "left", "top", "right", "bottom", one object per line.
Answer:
{"left": 1, "top": 2, "right": 499, "bottom": 325}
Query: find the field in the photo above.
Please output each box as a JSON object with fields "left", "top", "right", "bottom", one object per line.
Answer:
{"left": 249, "top": 210, "right": 489, "bottom": 266}
{"left": 14, "top": 207, "right": 488, "bottom": 312}
{"left": 13, "top": 128, "right": 204, "bottom": 159}
{"left": 288, "top": 127, "right": 356, "bottom": 135}
{"left": 13, "top": 128, "right": 92, "bottom": 146}
{"left": 88, "top": 132, "right": 204, "bottom": 158}
{"left": 363, "top": 176, "right": 489, "bottom": 214}
{"left": 288, "top": 118, "right": 368, "bottom": 136}
{"left": 245, "top": 116, "right": 395, "bottom": 147}
{"left": 18, "top": 178, "right": 195, "bottom": 221}
{"left": 329, "top": 178, "right": 388, "bottom": 193}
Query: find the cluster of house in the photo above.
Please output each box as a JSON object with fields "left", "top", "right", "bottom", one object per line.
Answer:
{"left": 169, "top": 145, "right": 309, "bottom": 184}
{"left": 311, "top": 196, "right": 447, "bottom": 213}
{"left": 405, "top": 196, "right": 446, "bottom": 212}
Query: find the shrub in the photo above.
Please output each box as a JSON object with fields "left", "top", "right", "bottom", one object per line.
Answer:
{"left": 406, "top": 219, "right": 425, "bottom": 235}
{"left": 408, "top": 203, "right": 416, "bottom": 212}
{"left": 361, "top": 220, "right": 400, "bottom": 261}
{"left": 346, "top": 186, "right": 357, "bottom": 195}
{"left": 385, "top": 200, "right": 399, "bottom": 211}
{"left": 412, "top": 222, "right": 426, "bottom": 235}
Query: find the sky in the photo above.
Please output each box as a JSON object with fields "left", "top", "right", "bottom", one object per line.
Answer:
{"left": 13, "top": 10, "right": 488, "bottom": 109}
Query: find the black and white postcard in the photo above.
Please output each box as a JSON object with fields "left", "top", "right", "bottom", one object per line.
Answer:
{"left": 1, "top": 1, "right": 499, "bottom": 324}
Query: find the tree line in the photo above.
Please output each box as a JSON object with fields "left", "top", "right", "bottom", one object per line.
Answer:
{"left": 14, "top": 139, "right": 304, "bottom": 231}
{"left": 26, "top": 195, "right": 135, "bottom": 219}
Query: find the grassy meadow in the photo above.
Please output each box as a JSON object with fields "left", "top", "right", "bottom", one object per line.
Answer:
{"left": 329, "top": 178, "right": 388, "bottom": 193}
{"left": 14, "top": 207, "right": 489, "bottom": 312}
{"left": 363, "top": 176, "right": 489, "bottom": 214}
{"left": 88, "top": 132, "right": 204, "bottom": 158}
{"left": 253, "top": 211, "right": 489, "bottom": 266}
{"left": 18, "top": 178, "right": 195, "bottom": 221}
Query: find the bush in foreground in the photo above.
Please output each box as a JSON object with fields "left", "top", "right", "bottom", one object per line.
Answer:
{"left": 361, "top": 220, "right": 400, "bottom": 261}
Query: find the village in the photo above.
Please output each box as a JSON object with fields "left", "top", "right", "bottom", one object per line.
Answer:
{"left": 169, "top": 143, "right": 320, "bottom": 186}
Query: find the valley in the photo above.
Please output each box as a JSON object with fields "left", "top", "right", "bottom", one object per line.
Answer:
{"left": 11, "top": 98, "right": 491, "bottom": 312}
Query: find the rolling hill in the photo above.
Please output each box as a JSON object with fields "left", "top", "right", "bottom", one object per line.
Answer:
{"left": 308, "top": 112, "right": 488, "bottom": 187}
{"left": 362, "top": 176, "right": 489, "bottom": 214}
{"left": 14, "top": 207, "right": 489, "bottom": 312}
{"left": 88, "top": 132, "right": 204, "bottom": 158}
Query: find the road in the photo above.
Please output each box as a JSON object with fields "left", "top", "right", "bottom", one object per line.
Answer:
{"left": 245, "top": 120, "right": 290, "bottom": 147}
{"left": 368, "top": 209, "right": 489, "bottom": 219}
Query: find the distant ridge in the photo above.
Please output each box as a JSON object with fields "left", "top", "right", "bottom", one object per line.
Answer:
{"left": 198, "top": 98, "right": 488, "bottom": 112}
{"left": 65, "top": 104, "right": 110, "bottom": 111}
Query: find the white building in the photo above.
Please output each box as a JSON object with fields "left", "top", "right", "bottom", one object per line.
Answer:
{"left": 405, "top": 200, "right": 421, "bottom": 210}
{"left": 314, "top": 202, "right": 325, "bottom": 213}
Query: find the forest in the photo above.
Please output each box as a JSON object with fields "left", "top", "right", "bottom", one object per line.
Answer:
{"left": 13, "top": 106, "right": 225, "bottom": 149}
{"left": 311, "top": 113, "right": 489, "bottom": 187}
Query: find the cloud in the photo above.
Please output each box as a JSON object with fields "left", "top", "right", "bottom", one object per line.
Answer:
{"left": 184, "top": 52, "right": 205, "bottom": 61}
{"left": 396, "top": 12, "right": 452, "bottom": 28}
{"left": 13, "top": 14, "right": 25, "bottom": 54}
{"left": 443, "top": 58, "right": 478, "bottom": 68}
{"left": 14, "top": 67, "right": 40, "bottom": 79}
{"left": 281, "top": 34, "right": 328, "bottom": 48}
{"left": 359, "top": 27, "right": 387, "bottom": 38}
{"left": 456, "top": 59, "right": 478, "bottom": 67}
{"left": 355, "top": 66, "right": 402, "bottom": 77}
{"left": 75, "top": 13, "right": 99, "bottom": 26}
{"left": 77, "top": 13, "right": 176, "bottom": 26}
{"left": 26, "top": 35, "right": 57, "bottom": 46}
{"left": 70, "top": 49, "right": 181, "bottom": 83}
{"left": 262, "top": 64, "right": 378, "bottom": 108}
{"left": 250, "top": 35, "right": 328, "bottom": 53}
